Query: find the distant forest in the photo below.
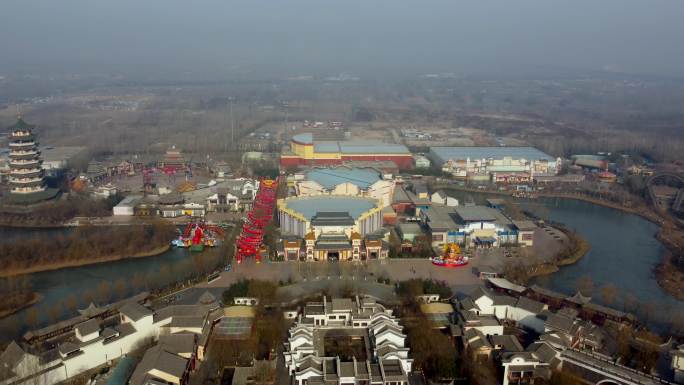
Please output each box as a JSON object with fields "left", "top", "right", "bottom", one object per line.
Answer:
{"left": 2, "top": 76, "right": 683, "bottom": 164}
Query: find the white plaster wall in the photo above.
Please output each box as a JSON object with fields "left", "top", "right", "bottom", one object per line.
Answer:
{"left": 473, "top": 296, "right": 494, "bottom": 315}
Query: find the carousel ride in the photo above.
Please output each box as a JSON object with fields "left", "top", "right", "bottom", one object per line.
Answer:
{"left": 431, "top": 243, "right": 469, "bottom": 268}
{"left": 172, "top": 222, "right": 225, "bottom": 252}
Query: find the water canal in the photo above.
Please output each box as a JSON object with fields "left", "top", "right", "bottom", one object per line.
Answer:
{"left": 0, "top": 226, "right": 194, "bottom": 339}
{"left": 1, "top": 195, "right": 682, "bottom": 340}
{"left": 446, "top": 191, "right": 683, "bottom": 317}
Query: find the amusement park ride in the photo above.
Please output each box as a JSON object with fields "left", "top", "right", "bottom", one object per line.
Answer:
{"left": 431, "top": 243, "right": 469, "bottom": 268}
{"left": 235, "top": 178, "right": 278, "bottom": 264}
{"left": 172, "top": 222, "right": 225, "bottom": 252}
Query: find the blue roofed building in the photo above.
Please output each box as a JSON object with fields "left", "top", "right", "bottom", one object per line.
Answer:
{"left": 420, "top": 204, "right": 524, "bottom": 249}
{"left": 428, "top": 146, "right": 560, "bottom": 182}
{"left": 277, "top": 195, "right": 388, "bottom": 261}
{"left": 295, "top": 166, "right": 396, "bottom": 207}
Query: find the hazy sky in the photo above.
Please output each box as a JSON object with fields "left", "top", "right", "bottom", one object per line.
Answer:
{"left": 2, "top": 0, "right": 684, "bottom": 79}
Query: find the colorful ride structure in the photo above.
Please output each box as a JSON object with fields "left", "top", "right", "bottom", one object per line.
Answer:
{"left": 172, "top": 222, "right": 224, "bottom": 252}
{"left": 235, "top": 178, "right": 278, "bottom": 264}
{"left": 431, "top": 243, "right": 469, "bottom": 268}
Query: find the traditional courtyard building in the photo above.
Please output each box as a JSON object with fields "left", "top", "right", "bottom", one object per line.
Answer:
{"left": 284, "top": 297, "right": 412, "bottom": 385}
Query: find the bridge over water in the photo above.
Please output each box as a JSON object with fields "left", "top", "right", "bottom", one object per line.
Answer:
{"left": 646, "top": 172, "right": 684, "bottom": 212}
{"left": 561, "top": 348, "right": 674, "bottom": 385}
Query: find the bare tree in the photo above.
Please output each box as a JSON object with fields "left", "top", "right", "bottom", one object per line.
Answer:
{"left": 114, "top": 278, "right": 128, "bottom": 300}
{"left": 25, "top": 308, "right": 39, "bottom": 329}
{"left": 81, "top": 289, "right": 95, "bottom": 306}
{"left": 131, "top": 272, "right": 146, "bottom": 291}
{"left": 622, "top": 292, "right": 639, "bottom": 313}
{"left": 600, "top": 284, "right": 618, "bottom": 305}
{"left": 47, "top": 303, "right": 63, "bottom": 324}
{"left": 575, "top": 275, "right": 594, "bottom": 296}
{"left": 64, "top": 295, "right": 78, "bottom": 314}
{"left": 252, "top": 360, "right": 276, "bottom": 385}
{"left": 97, "top": 281, "right": 112, "bottom": 304}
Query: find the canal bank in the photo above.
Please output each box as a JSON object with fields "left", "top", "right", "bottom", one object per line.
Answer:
{"left": 1, "top": 194, "right": 682, "bottom": 341}
{"left": 437, "top": 185, "right": 684, "bottom": 302}
{"left": 436, "top": 189, "right": 683, "bottom": 313}
{"left": 0, "top": 223, "right": 176, "bottom": 279}
{"left": 0, "top": 244, "right": 171, "bottom": 278}
{"left": 522, "top": 231, "right": 592, "bottom": 279}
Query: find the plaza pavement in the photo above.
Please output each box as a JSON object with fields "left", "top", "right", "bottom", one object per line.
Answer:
{"left": 195, "top": 256, "right": 490, "bottom": 299}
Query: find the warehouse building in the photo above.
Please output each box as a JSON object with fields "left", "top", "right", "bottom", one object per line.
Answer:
{"left": 280, "top": 133, "right": 413, "bottom": 170}
{"left": 428, "top": 147, "right": 560, "bottom": 181}
{"left": 41, "top": 146, "right": 86, "bottom": 176}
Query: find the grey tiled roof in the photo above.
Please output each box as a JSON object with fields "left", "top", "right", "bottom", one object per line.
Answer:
{"left": 119, "top": 302, "right": 153, "bottom": 322}
{"left": 158, "top": 333, "right": 195, "bottom": 355}
{"left": 489, "top": 334, "right": 524, "bottom": 352}
{"left": 515, "top": 297, "right": 545, "bottom": 314}
{"left": 75, "top": 318, "right": 100, "bottom": 337}
{"left": 129, "top": 345, "right": 188, "bottom": 385}
{"left": 544, "top": 313, "right": 574, "bottom": 333}
{"left": 331, "top": 298, "right": 353, "bottom": 312}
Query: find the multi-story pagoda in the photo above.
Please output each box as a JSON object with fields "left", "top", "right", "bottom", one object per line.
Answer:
{"left": 7, "top": 117, "right": 46, "bottom": 195}
{"left": 161, "top": 145, "right": 186, "bottom": 171}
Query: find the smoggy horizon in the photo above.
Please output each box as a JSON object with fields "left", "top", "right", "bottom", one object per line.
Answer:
{"left": 2, "top": 0, "right": 684, "bottom": 80}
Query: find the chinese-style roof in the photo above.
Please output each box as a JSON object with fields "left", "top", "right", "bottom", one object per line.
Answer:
{"left": 7, "top": 118, "right": 35, "bottom": 132}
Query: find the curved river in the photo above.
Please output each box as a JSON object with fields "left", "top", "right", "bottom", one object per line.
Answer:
{"left": 1, "top": 195, "right": 682, "bottom": 339}
{"left": 441, "top": 191, "right": 683, "bottom": 320}
{"left": 0, "top": 229, "right": 193, "bottom": 340}
{"left": 522, "top": 198, "right": 680, "bottom": 308}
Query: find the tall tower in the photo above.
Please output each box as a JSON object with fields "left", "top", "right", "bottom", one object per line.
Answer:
{"left": 7, "top": 117, "right": 46, "bottom": 195}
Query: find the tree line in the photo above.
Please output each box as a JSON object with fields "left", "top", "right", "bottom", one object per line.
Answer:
{"left": 0, "top": 221, "right": 176, "bottom": 272}
{"left": 0, "top": 195, "right": 118, "bottom": 226}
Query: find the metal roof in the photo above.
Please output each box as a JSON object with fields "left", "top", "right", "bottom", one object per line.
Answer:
{"left": 430, "top": 146, "right": 555, "bottom": 164}
{"left": 41, "top": 146, "right": 86, "bottom": 162}
{"left": 340, "top": 141, "right": 409, "bottom": 154}
{"left": 312, "top": 212, "right": 356, "bottom": 226}
{"left": 454, "top": 206, "right": 497, "bottom": 222}
{"left": 284, "top": 196, "right": 377, "bottom": 220}
{"left": 306, "top": 167, "right": 381, "bottom": 189}
{"left": 313, "top": 141, "right": 340, "bottom": 153}
{"left": 487, "top": 277, "right": 527, "bottom": 293}
{"left": 292, "top": 133, "right": 313, "bottom": 144}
